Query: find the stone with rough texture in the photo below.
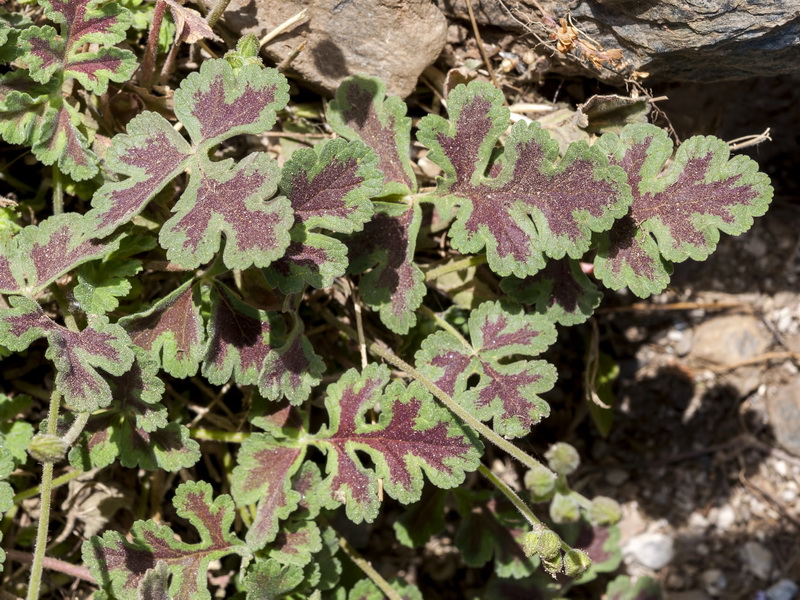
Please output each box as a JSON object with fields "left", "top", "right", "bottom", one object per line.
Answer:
{"left": 690, "top": 315, "right": 770, "bottom": 365}
{"left": 437, "top": 0, "right": 800, "bottom": 82}
{"left": 624, "top": 532, "right": 674, "bottom": 570}
{"left": 208, "top": 0, "right": 447, "bottom": 97}
{"left": 740, "top": 541, "right": 774, "bottom": 580}
{"left": 766, "top": 382, "right": 800, "bottom": 455}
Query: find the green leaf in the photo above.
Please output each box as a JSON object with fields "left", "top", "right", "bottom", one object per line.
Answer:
{"left": 393, "top": 487, "right": 447, "bottom": 548}
{"left": 84, "top": 481, "right": 250, "bottom": 600}
{"left": 605, "top": 575, "right": 663, "bottom": 600}
{"left": 416, "top": 300, "right": 557, "bottom": 438}
{"left": 417, "top": 80, "right": 631, "bottom": 277}
{"left": 243, "top": 559, "right": 304, "bottom": 600}
{"left": 258, "top": 319, "right": 325, "bottom": 406}
{"left": 268, "top": 519, "right": 322, "bottom": 567}
{"left": 348, "top": 578, "right": 423, "bottom": 600}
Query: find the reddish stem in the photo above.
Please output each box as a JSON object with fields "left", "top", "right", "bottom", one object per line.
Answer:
{"left": 6, "top": 549, "right": 96, "bottom": 584}
{"left": 140, "top": 0, "right": 167, "bottom": 87}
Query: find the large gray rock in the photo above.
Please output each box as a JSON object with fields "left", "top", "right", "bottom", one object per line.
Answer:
{"left": 437, "top": 0, "right": 800, "bottom": 82}
{"left": 207, "top": 0, "right": 447, "bottom": 97}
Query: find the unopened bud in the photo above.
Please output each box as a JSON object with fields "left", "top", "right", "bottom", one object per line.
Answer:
{"left": 28, "top": 434, "right": 67, "bottom": 463}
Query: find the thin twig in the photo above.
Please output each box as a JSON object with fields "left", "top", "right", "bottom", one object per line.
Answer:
{"left": 464, "top": 0, "right": 505, "bottom": 100}
{"left": 337, "top": 535, "right": 404, "bottom": 600}
{"left": 728, "top": 128, "right": 772, "bottom": 151}
{"left": 596, "top": 301, "right": 749, "bottom": 314}
{"left": 701, "top": 351, "right": 800, "bottom": 373}
{"left": 260, "top": 9, "right": 307, "bottom": 47}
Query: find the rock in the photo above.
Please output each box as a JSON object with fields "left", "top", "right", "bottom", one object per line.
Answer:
{"left": 710, "top": 505, "right": 736, "bottom": 532}
{"left": 605, "top": 468, "right": 629, "bottom": 486}
{"left": 741, "top": 541, "right": 774, "bottom": 580}
{"left": 208, "top": 0, "right": 447, "bottom": 97}
{"left": 766, "top": 579, "right": 799, "bottom": 600}
{"left": 666, "top": 591, "right": 710, "bottom": 600}
{"left": 437, "top": 1, "right": 800, "bottom": 83}
{"left": 766, "top": 382, "right": 800, "bottom": 455}
{"left": 624, "top": 532, "right": 674, "bottom": 570}
{"left": 691, "top": 315, "right": 770, "bottom": 364}
{"left": 700, "top": 568, "right": 727, "bottom": 597}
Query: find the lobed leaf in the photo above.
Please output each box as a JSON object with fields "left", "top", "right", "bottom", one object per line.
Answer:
{"left": 84, "top": 481, "right": 250, "bottom": 600}
{"left": 417, "top": 80, "right": 631, "bottom": 278}
{"left": 313, "top": 364, "right": 482, "bottom": 523}
{"left": 500, "top": 258, "right": 602, "bottom": 326}
{"left": 263, "top": 138, "right": 382, "bottom": 292}
{"left": 0, "top": 296, "right": 135, "bottom": 412}
{"left": 416, "top": 301, "right": 557, "bottom": 438}
{"left": 69, "top": 352, "right": 200, "bottom": 471}
{"left": 258, "top": 320, "right": 325, "bottom": 405}
{"left": 328, "top": 76, "right": 417, "bottom": 196}
{"left": 162, "top": 0, "right": 220, "bottom": 44}
{"left": 120, "top": 278, "right": 205, "bottom": 378}
{"left": 594, "top": 124, "right": 773, "bottom": 297}
{"left": 347, "top": 201, "right": 426, "bottom": 334}
{"left": 268, "top": 519, "right": 322, "bottom": 567}
{"left": 243, "top": 559, "right": 304, "bottom": 600}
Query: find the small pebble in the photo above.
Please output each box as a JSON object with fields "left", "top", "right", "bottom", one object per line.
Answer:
{"left": 605, "top": 468, "right": 629, "bottom": 486}
{"left": 741, "top": 541, "right": 774, "bottom": 580}
{"left": 713, "top": 505, "right": 737, "bottom": 531}
{"left": 624, "top": 532, "right": 674, "bottom": 570}
{"left": 701, "top": 568, "right": 727, "bottom": 596}
{"left": 766, "top": 579, "right": 799, "bottom": 600}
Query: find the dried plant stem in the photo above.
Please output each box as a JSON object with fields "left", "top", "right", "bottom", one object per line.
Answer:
{"left": 259, "top": 8, "right": 307, "bottom": 48}
{"left": 7, "top": 550, "right": 95, "bottom": 584}
{"left": 140, "top": 0, "right": 166, "bottom": 86}
{"left": 26, "top": 391, "right": 61, "bottom": 600}
{"left": 337, "top": 535, "right": 403, "bottom": 600}
{"left": 464, "top": 0, "right": 504, "bottom": 99}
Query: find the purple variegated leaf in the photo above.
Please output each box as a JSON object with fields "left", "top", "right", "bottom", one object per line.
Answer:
{"left": 86, "top": 111, "right": 193, "bottom": 237}
{"left": 202, "top": 283, "right": 283, "bottom": 387}
{"left": 162, "top": 0, "right": 220, "bottom": 44}
{"left": 174, "top": 59, "right": 289, "bottom": 147}
{"left": 34, "top": 100, "right": 99, "bottom": 180}
{"left": 159, "top": 152, "right": 293, "bottom": 270}
{"left": 268, "top": 519, "right": 322, "bottom": 567}
{"left": 417, "top": 81, "right": 631, "bottom": 278}
{"left": 6, "top": 213, "right": 118, "bottom": 293}
{"left": 416, "top": 300, "right": 557, "bottom": 438}
{"left": 120, "top": 279, "right": 204, "bottom": 378}
{"left": 313, "top": 365, "right": 482, "bottom": 523}
{"left": 328, "top": 76, "right": 417, "bottom": 196}
{"left": 500, "top": 258, "right": 602, "bottom": 326}
{"left": 347, "top": 201, "right": 425, "bottom": 334}
{"left": 0, "top": 73, "right": 52, "bottom": 148}
{"left": 69, "top": 352, "right": 200, "bottom": 471}
{"left": 594, "top": 124, "right": 773, "bottom": 297}
{"left": 258, "top": 321, "right": 324, "bottom": 405}
{"left": 83, "top": 481, "right": 250, "bottom": 600}
{"left": 263, "top": 228, "right": 349, "bottom": 293}
{"left": 38, "top": 0, "right": 132, "bottom": 47}
{"left": 0, "top": 296, "right": 135, "bottom": 412}
{"left": 231, "top": 436, "right": 305, "bottom": 550}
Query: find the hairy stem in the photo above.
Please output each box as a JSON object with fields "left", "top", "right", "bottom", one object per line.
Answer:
{"left": 206, "top": 0, "right": 233, "bottom": 28}
{"left": 418, "top": 305, "right": 472, "bottom": 351}
{"left": 60, "top": 413, "right": 89, "bottom": 447}
{"left": 51, "top": 165, "right": 63, "bottom": 216}
{"left": 424, "top": 254, "right": 486, "bottom": 282}
{"left": 337, "top": 535, "right": 403, "bottom": 600}
{"left": 26, "top": 391, "right": 61, "bottom": 600}
{"left": 140, "top": 0, "right": 166, "bottom": 87}
{"left": 7, "top": 550, "right": 95, "bottom": 584}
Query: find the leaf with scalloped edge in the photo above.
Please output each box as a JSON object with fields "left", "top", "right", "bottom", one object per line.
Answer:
{"left": 268, "top": 519, "right": 322, "bottom": 567}
{"left": 83, "top": 481, "right": 250, "bottom": 600}
{"left": 202, "top": 283, "right": 283, "bottom": 387}
{"left": 231, "top": 434, "right": 305, "bottom": 550}
{"left": 262, "top": 138, "right": 382, "bottom": 292}
{"left": 328, "top": 76, "right": 417, "bottom": 196}
{"left": 0, "top": 213, "right": 118, "bottom": 294}
{"left": 0, "top": 296, "right": 135, "bottom": 412}
{"left": 87, "top": 59, "right": 291, "bottom": 252}
{"left": 312, "top": 364, "right": 482, "bottom": 523}
{"left": 417, "top": 80, "right": 631, "bottom": 278}
{"left": 120, "top": 278, "right": 204, "bottom": 378}
{"left": 69, "top": 352, "right": 200, "bottom": 471}
{"left": 393, "top": 487, "right": 447, "bottom": 548}
{"left": 416, "top": 300, "right": 557, "bottom": 438}
{"left": 594, "top": 124, "right": 773, "bottom": 297}
{"left": 500, "top": 258, "right": 602, "bottom": 326}
{"left": 347, "top": 201, "right": 425, "bottom": 334}
{"left": 160, "top": 152, "right": 293, "bottom": 270}
{"left": 258, "top": 320, "right": 324, "bottom": 405}
{"left": 243, "top": 559, "right": 304, "bottom": 600}
{"left": 349, "top": 578, "right": 423, "bottom": 600}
